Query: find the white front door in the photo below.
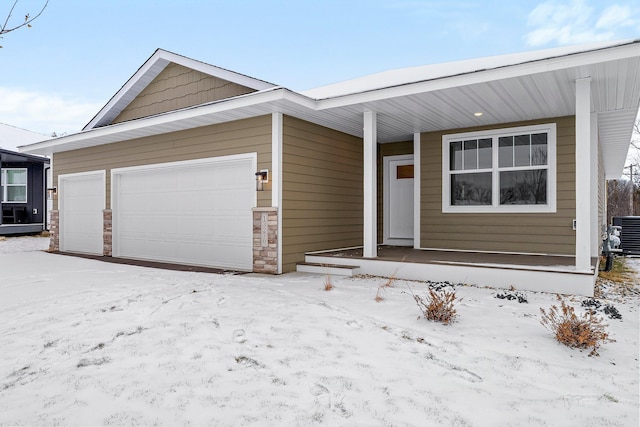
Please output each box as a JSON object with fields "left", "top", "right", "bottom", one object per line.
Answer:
{"left": 384, "top": 155, "right": 414, "bottom": 246}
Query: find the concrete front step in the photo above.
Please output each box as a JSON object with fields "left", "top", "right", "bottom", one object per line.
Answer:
{"left": 296, "top": 262, "right": 361, "bottom": 276}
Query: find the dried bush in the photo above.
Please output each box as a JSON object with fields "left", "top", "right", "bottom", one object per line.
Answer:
{"left": 540, "top": 299, "right": 614, "bottom": 356}
{"left": 323, "top": 276, "right": 334, "bottom": 291}
{"left": 412, "top": 288, "right": 459, "bottom": 324}
{"left": 322, "top": 268, "right": 334, "bottom": 291}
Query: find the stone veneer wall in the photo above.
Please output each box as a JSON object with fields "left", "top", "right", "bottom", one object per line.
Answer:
{"left": 49, "top": 210, "right": 59, "bottom": 252}
{"left": 252, "top": 207, "right": 278, "bottom": 274}
{"left": 103, "top": 209, "right": 112, "bottom": 256}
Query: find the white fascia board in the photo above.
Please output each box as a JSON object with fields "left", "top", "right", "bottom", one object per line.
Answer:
{"left": 21, "top": 88, "right": 315, "bottom": 156}
{"left": 83, "top": 49, "right": 170, "bottom": 130}
{"left": 83, "top": 49, "right": 278, "bottom": 131}
{"left": 314, "top": 42, "right": 640, "bottom": 110}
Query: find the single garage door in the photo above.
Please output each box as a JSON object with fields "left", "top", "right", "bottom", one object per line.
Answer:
{"left": 59, "top": 170, "right": 106, "bottom": 255}
{"left": 112, "top": 154, "right": 256, "bottom": 270}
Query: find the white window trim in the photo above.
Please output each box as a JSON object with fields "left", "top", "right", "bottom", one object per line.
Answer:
{"left": 442, "top": 123, "right": 557, "bottom": 213}
{"left": 1, "top": 168, "right": 28, "bottom": 203}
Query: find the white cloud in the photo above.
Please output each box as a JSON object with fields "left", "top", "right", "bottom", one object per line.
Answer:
{"left": 525, "top": 0, "right": 639, "bottom": 47}
{"left": 596, "top": 5, "right": 636, "bottom": 29}
{"left": 0, "top": 87, "right": 102, "bottom": 136}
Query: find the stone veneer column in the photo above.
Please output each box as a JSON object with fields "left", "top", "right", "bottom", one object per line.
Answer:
{"left": 252, "top": 207, "right": 278, "bottom": 274}
{"left": 103, "top": 209, "right": 112, "bottom": 256}
{"left": 48, "top": 210, "right": 59, "bottom": 252}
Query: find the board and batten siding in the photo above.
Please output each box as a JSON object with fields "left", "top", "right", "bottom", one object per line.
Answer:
{"left": 112, "top": 63, "right": 256, "bottom": 124}
{"left": 53, "top": 115, "right": 273, "bottom": 210}
{"left": 281, "top": 116, "right": 363, "bottom": 272}
{"left": 420, "top": 116, "right": 576, "bottom": 255}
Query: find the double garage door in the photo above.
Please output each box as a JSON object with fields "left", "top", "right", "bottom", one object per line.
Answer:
{"left": 59, "top": 155, "right": 255, "bottom": 270}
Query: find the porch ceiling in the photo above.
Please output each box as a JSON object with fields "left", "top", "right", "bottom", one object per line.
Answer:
{"left": 309, "top": 56, "right": 640, "bottom": 179}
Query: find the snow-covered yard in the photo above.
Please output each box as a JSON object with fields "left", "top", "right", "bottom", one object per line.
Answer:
{"left": 0, "top": 236, "right": 638, "bottom": 426}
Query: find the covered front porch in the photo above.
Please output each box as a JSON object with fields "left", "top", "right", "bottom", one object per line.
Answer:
{"left": 298, "top": 246, "right": 600, "bottom": 296}
{"left": 293, "top": 42, "right": 640, "bottom": 296}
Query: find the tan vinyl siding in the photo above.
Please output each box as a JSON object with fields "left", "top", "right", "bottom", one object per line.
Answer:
{"left": 53, "top": 115, "right": 272, "bottom": 210}
{"left": 281, "top": 115, "right": 363, "bottom": 272}
{"left": 421, "top": 116, "right": 576, "bottom": 255}
{"left": 112, "top": 63, "right": 256, "bottom": 124}
{"left": 378, "top": 141, "right": 413, "bottom": 243}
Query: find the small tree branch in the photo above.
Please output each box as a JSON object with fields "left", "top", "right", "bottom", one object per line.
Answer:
{"left": 0, "top": 0, "right": 48, "bottom": 35}
{"left": 1, "top": 0, "right": 20, "bottom": 34}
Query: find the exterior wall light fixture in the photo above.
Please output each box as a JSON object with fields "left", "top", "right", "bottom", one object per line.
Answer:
{"left": 255, "top": 170, "right": 268, "bottom": 191}
{"left": 47, "top": 187, "right": 57, "bottom": 199}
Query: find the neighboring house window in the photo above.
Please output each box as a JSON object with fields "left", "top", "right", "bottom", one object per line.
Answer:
{"left": 442, "top": 123, "right": 556, "bottom": 213}
{"left": 1, "top": 168, "right": 28, "bottom": 203}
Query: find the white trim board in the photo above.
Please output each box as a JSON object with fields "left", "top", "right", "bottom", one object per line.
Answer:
{"left": 271, "top": 112, "right": 283, "bottom": 274}
{"left": 304, "top": 254, "right": 596, "bottom": 296}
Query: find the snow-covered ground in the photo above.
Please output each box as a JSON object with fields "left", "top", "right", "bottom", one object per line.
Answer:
{"left": 0, "top": 236, "right": 638, "bottom": 426}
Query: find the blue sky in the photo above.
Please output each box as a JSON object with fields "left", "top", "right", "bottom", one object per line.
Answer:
{"left": 1, "top": 0, "right": 639, "bottom": 135}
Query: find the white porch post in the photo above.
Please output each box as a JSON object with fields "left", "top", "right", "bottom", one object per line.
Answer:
{"left": 575, "top": 78, "right": 592, "bottom": 271}
{"left": 413, "top": 132, "right": 421, "bottom": 249}
{"left": 363, "top": 111, "right": 377, "bottom": 258}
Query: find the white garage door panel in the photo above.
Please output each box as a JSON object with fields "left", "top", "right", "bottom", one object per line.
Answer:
{"left": 113, "top": 156, "right": 255, "bottom": 270}
{"left": 59, "top": 171, "right": 105, "bottom": 255}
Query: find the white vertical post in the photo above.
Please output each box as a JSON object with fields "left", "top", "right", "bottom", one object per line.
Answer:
{"left": 590, "top": 113, "right": 599, "bottom": 257}
{"left": 413, "top": 132, "right": 421, "bottom": 249}
{"left": 363, "top": 111, "right": 377, "bottom": 258}
{"left": 271, "top": 112, "right": 283, "bottom": 274}
{"left": 575, "top": 78, "right": 592, "bottom": 271}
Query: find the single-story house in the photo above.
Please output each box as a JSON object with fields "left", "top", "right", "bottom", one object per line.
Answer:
{"left": 21, "top": 40, "right": 640, "bottom": 296}
{"left": 0, "top": 148, "right": 50, "bottom": 235}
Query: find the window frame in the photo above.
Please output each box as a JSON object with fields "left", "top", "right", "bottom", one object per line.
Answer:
{"left": 442, "top": 123, "right": 557, "bottom": 213}
{"left": 1, "top": 168, "right": 28, "bottom": 203}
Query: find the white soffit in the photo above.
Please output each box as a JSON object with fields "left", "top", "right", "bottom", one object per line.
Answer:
{"left": 83, "top": 49, "right": 277, "bottom": 131}
{"left": 302, "top": 39, "right": 638, "bottom": 101}
{"left": 598, "top": 109, "right": 639, "bottom": 179}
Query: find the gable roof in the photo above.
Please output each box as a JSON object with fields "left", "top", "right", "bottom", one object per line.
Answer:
{"left": 21, "top": 40, "right": 640, "bottom": 179}
{"left": 83, "top": 49, "right": 278, "bottom": 130}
